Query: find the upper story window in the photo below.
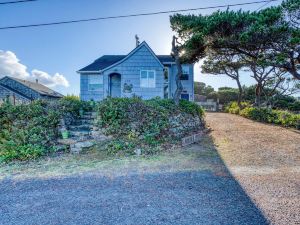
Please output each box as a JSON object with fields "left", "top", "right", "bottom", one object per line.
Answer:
{"left": 140, "top": 70, "right": 156, "bottom": 88}
{"left": 180, "top": 65, "right": 189, "bottom": 80}
{"left": 88, "top": 75, "right": 103, "bottom": 91}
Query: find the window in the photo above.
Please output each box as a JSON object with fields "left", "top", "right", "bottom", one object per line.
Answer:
{"left": 140, "top": 70, "right": 156, "bottom": 88}
{"left": 181, "top": 93, "right": 190, "bottom": 101}
{"left": 163, "top": 67, "right": 169, "bottom": 99}
{"left": 180, "top": 65, "right": 189, "bottom": 80}
{"left": 88, "top": 75, "right": 103, "bottom": 91}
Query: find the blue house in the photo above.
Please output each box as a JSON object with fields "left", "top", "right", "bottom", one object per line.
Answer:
{"left": 77, "top": 41, "right": 194, "bottom": 101}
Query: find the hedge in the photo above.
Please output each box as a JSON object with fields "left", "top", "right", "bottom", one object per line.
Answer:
{"left": 96, "top": 97, "right": 205, "bottom": 155}
{"left": 225, "top": 101, "right": 300, "bottom": 129}
{"left": 0, "top": 97, "right": 93, "bottom": 163}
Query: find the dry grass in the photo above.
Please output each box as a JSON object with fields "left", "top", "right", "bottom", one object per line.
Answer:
{"left": 0, "top": 136, "right": 220, "bottom": 181}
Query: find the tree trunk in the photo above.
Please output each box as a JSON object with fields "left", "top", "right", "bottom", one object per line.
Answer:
{"left": 236, "top": 78, "right": 243, "bottom": 108}
{"left": 255, "top": 82, "right": 263, "bottom": 107}
{"left": 171, "top": 35, "right": 183, "bottom": 105}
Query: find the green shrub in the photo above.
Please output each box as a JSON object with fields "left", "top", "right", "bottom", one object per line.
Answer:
{"left": 0, "top": 97, "right": 94, "bottom": 163}
{"left": 97, "top": 97, "right": 170, "bottom": 136}
{"left": 288, "top": 101, "right": 300, "bottom": 112}
{"left": 58, "top": 96, "right": 94, "bottom": 119}
{"left": 179, "top": 99, "right": 205, "bottom": 119}
{"left": 228, "top": 101, "right": 300, "bottom": 129}
{"left": 0, "top": 101, "right": 61, "bottom": 162}
{"left": 105, "top": 139, "right": 136, "bottom": 156}
{"left": 225, "top": 101, "right": 250, "bottom": 114}
{"left": 0, "top": 142, "right": 45, "bottom": 162}
{"left": 96, "top": 97, "right": 205, "bottom": 155}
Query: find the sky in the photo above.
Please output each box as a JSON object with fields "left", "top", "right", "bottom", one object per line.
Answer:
{"left": 0, "top": 0, "right": 284, "bottom": 95}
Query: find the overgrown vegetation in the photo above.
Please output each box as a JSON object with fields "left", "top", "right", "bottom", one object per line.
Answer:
{"left": 96, "top": 97, "right": 204, "bottom": 156}
{"left": 195, "top": 82, "right": 300, "bottom": 112}
{"left": 0, "top": 97, "right": 204, "bottom": 162}
{"left": 225, "top": 101, "right": 300, "bottom": 129}
{"left": 0, "top": 96, "right": 93, "bottom": 163}
{"left": 0, "top": 101, "right": 60, "bottom": 162}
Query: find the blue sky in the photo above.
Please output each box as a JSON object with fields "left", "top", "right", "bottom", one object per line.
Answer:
{"left": 0, "top": 0, "right": 283, "bottom": 95}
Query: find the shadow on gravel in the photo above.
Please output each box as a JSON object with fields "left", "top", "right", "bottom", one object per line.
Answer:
{"left": 0, "top": 135, "right": 269, "bottom": 225}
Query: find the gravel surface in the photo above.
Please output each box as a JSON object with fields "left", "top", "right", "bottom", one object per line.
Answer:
{"left": 2, "top": 112, "right": 295, "bottom": 225}
{"left": 206, "top": 112, "right": 300, "bottom": 225}
{"left": 0, "top": 141, "right": 268, "bottom": 225}
{"left": 0, "top": 171, "right": 267, "bottom": 225}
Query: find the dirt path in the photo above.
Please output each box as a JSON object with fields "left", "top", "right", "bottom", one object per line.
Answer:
{"left": 206, "top": 112, "right": 300, "bottom": 225}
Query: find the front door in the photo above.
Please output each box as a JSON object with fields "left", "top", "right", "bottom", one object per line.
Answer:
{"left": 110, "top": 73, "right": 121, "bottom": 97}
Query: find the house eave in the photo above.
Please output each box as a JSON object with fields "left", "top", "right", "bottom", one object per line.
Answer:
{"left": 162, "top": 62, "right": 176, "bottom": 65}
{"left": 77, "top": 70, "right": 102, "bottom": 74}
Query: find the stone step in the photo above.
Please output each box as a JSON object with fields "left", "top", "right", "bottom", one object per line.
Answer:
{"left": 75, "top": 136, "right": 93, "bottom": 142}
{"left": 72, "top": 119, "right": 94, "bottom": 126}
{"left": 69, "top": 124, "right": 92, "bottom": 131}
{"left": 91, "top": 131, "right": 112, "bottom": 141}
{"left": 57, "top": 138, "right": 78, "bottom": 146}
{"left": 73, "top": 141, "right": 94, "bottom": 149}
{"left": 69, "top": 130, "right": 91, "bottom": 137}
{"left": 70, "top": 140, "right": 95, "bottom": 154}
{"left": 81, "top": 115, "right": 96, "bottom": 120}
{"left": 83, "top": 111, "right": 97, "bottom": 116}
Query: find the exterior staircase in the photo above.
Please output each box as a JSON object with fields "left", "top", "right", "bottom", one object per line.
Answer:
{"left": 57, "top": 111, "right": 109, "bottom": 153}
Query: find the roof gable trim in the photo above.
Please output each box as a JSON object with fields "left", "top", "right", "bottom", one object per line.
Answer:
{"left": 100, "top": 41, "right": 164, "bottom": 73}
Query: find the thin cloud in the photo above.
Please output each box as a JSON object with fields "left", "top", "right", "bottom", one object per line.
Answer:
{"left": 0, "top": 50, "right": 69, "bottom": 88}
{"left": 31, "top": 69, "right": 69, "bottom": 88}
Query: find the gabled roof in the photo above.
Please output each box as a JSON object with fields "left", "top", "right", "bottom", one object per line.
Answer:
{"left": 78, "top": 41, "right": 175, "bottom": 73}
{"left": 0, "top": 83, "right": 31, "bottom": 100}
{"left": 79, "top": 55, "right": 126, "bottom": 72}
{"left": 0, "top": 76, "right": 63, "bottom": 98}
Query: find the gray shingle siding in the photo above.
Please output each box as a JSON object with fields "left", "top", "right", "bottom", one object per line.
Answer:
{"left": 0, "top": 84, "right": 31, "bottom": 104}
{"left": 78, "top": 42, "right": 194, "bottom": 101}
{"left": 0, "top": 76, "right": 63, "bottom": 104}
{"left": 0, "top": 77, "right": 41, "bottom": 100}
{"left": 80, "top": 74, "right": 104, "bottom": 101}
{"left": 103, "top": 45, "right": 164, "bottom": 100}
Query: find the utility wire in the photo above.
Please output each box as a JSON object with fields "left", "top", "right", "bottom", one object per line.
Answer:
{"left": 0, "top": 0, "right": 37, "bottom": 5}
{"left": 0, "top": 0, "right": 279, "bottom": 30}
{"left": 255, "top": 0, "right": 273, "bottom": 11}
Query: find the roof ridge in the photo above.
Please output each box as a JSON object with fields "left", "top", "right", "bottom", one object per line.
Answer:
{"left": 2, "top": 76, "right": 63, "bottom": 98}
{"left": 77, "top": 43, "right": 175, "bottom": 73}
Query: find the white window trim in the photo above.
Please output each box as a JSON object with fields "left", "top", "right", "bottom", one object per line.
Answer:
{"left": 140, "top": 70, "right": 156, "bottom": 88}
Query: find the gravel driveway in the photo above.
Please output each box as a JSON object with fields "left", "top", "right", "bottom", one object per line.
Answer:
{"left": 2, "top": 112, "right": 296, "bottom": 225}
{"left": 206, "top": 112, "right": 300, "bottom": 225}
{"left": 0, "top": 140, "right": 268, "bottom": 225}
